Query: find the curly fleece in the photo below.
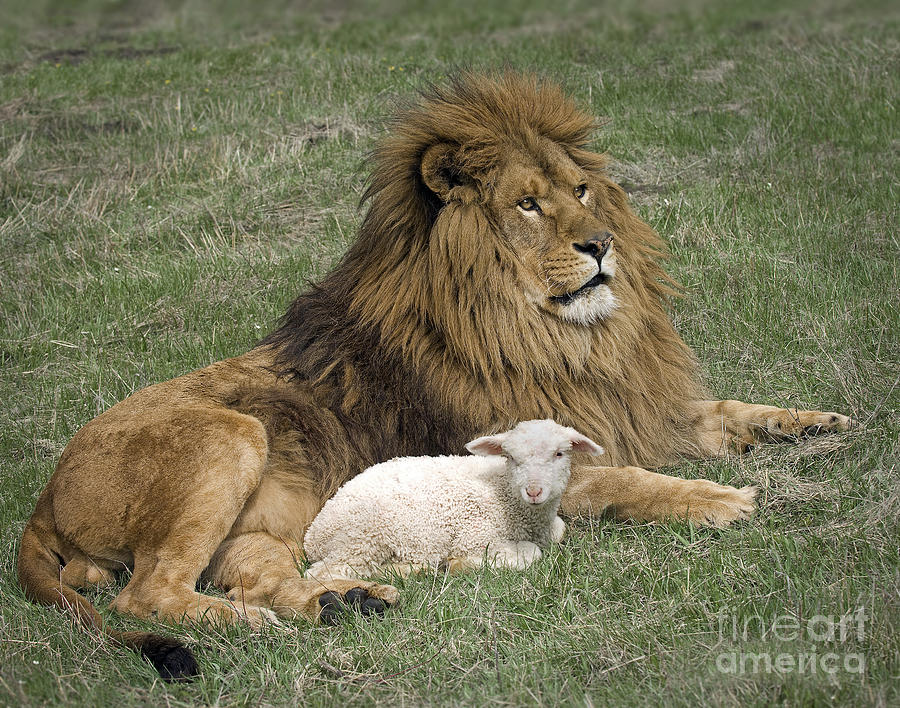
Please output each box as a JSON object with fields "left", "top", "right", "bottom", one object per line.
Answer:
{"left": 303, "top": 420, "right": 601, "bottom": 578}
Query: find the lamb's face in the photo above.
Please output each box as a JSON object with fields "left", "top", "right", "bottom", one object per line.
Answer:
{"left": 505, "top": 449, "right": 573, "bottom": 506}
{"left": 465, "top": 419, "right": 605, "bottom": 507}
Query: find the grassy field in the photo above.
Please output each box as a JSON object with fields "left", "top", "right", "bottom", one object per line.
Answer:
{"left": 1, "top": 0, "right": 897, "bottom": 705}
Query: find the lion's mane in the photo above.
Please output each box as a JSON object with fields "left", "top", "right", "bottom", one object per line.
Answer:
{"left": 260, "top": 73, "right": 707, "bottom": 478}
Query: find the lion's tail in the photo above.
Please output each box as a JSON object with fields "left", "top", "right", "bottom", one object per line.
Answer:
{"left": 16, "top": 496, "right": 198, "bottom": 681}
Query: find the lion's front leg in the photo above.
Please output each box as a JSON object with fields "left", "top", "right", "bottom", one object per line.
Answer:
{"left": 691, "top": 399, "right": 853, "bottom": 457}
{"left": 561, "top": 465, "right": 756, "bottom": 527}
{"left": 204, "top": 532, "right": 399, "bottom": 624}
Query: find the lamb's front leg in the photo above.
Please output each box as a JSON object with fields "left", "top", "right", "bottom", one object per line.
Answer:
{"left": 690, "top": 399, "right": 853, "bottom": 456}
{"left": 446, "top": 541, "right": 542, "bottom": 573}
{"left": 550, "top": 515, "right": 566, "bottom": 543}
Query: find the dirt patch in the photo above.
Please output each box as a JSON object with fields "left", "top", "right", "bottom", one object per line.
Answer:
{"left": 36, "top": 48, "right": 90, "bottom": 65}
{"left": 295, "top": 118, "right": 370, "bottom": 146}
{"left": 34, "top": 45, "right": 178, "bottom": 67}
{"left": 108, "top": 46, "right": 178, "bottom": 60}
{"left": 29, "top": 113, "right": 142, "bottom": 141}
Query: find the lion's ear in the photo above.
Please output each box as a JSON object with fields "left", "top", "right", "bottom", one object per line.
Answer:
{"left": 420, "top": 143, "right": 475, "bottom": 202}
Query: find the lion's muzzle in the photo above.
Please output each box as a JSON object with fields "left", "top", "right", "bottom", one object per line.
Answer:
{"left": 550, "top": 233, "right": 615, "bottom": 306}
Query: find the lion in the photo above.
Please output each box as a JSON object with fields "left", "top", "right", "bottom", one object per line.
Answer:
{"left": 17, "top": 73, "right": 851, "bottom": 679}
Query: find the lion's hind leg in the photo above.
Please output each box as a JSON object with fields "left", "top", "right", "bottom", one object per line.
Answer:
{"left": 108, "top": 410, "right": 278, "bottom": 629}
{"left": 112, "top": 559, "right": 279, "bottom": 629}
{"left": 206, "top": 532, "right": 399, "bottom": 625}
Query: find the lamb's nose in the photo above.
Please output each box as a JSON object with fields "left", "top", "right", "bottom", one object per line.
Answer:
{"left": 525, "top": 485, "right": 543, "bottom": 501}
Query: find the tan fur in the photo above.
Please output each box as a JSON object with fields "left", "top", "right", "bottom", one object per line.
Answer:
{"left": 18, "top": 73, "right": 850, "bottom": 655}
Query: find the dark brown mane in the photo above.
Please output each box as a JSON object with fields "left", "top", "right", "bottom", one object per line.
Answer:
{"left": 260, "top": 72, "right": 706, "bottom": 471}
{"left": 256, "top": 280, "right": 467, "bottom": 469}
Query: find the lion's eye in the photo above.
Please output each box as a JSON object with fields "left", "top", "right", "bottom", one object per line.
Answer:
{"left": 574, "top": 184, "right": 587, "bottom": 200}
{"left": 518, "top": 197, "right": 540, "bottom": 212}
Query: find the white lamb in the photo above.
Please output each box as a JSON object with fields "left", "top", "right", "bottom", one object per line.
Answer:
{"left": 303, "top": 419, "right": 604, "bottom": 581}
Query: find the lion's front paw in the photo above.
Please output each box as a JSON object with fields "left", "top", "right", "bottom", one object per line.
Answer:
{"left": 796, "top": 411, "right": 853, "bottom": 436}
{"left": 315, "top": 581, "right": 399, "bottom": 625}
{"left": 682, "top": 481, "right": 757, "bottom": 527}
{"left": 758, "top": 409, "right": 853, "bottom": 441}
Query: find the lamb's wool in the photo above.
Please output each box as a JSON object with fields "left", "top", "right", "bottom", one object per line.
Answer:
{"left": 303, "top": 420, "right": 602, "bottom": 579}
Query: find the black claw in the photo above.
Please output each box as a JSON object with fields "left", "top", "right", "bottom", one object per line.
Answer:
{"left": 318, "top": 587, "right": 392, "bottom": 624}
{"left": 361, "top": 597, "right": 387, "bottom": 616}
{"left": 344, "top": 587, "right": 369, "bottom": 606}
{"left": 318, "top": 591, "right": 343, "bottom": 609}
{"left": 319, "top": 606, "right": 341, "bottom": 625}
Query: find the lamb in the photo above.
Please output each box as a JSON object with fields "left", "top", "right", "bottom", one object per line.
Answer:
{"left": 303, "top": 419, "right": 604, "bottom": 581}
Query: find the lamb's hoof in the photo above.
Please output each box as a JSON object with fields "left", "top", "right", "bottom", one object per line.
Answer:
{"left": 318, "top": 587, "right": 390, "bottom": 624}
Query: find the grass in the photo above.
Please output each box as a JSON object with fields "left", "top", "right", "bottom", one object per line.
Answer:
{"left": 1, "top": 0, "right": 897, "bottom": 705}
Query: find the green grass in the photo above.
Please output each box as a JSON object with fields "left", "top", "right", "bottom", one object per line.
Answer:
{"left": 1, "top": 0, "right": 897, "bottom": 705}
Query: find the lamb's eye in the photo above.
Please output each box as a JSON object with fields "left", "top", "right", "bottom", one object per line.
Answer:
{"left": 518, "top": 197, "right": 540, "bottom": 212}
{"left": 574, "top": 184, "right": 587, "bottom": 199}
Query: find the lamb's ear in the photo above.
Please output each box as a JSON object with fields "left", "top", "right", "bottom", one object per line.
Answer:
{"left": 465, "top": 433, "right": 506, "bottom": 457}
{"left": 569, "top": 432, "right": 604, "bottom": 456}
{"left": 421, "top": 143, "right": 475, "bottom": 203}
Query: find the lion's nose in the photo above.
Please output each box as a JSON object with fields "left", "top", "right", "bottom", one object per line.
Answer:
{"left": 573, "top": 232, "right": 613, "bottom": 257}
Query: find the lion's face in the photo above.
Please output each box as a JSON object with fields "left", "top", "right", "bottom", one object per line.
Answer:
{"left": 488, "top": 142, "right": 618, "bottom": 326}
